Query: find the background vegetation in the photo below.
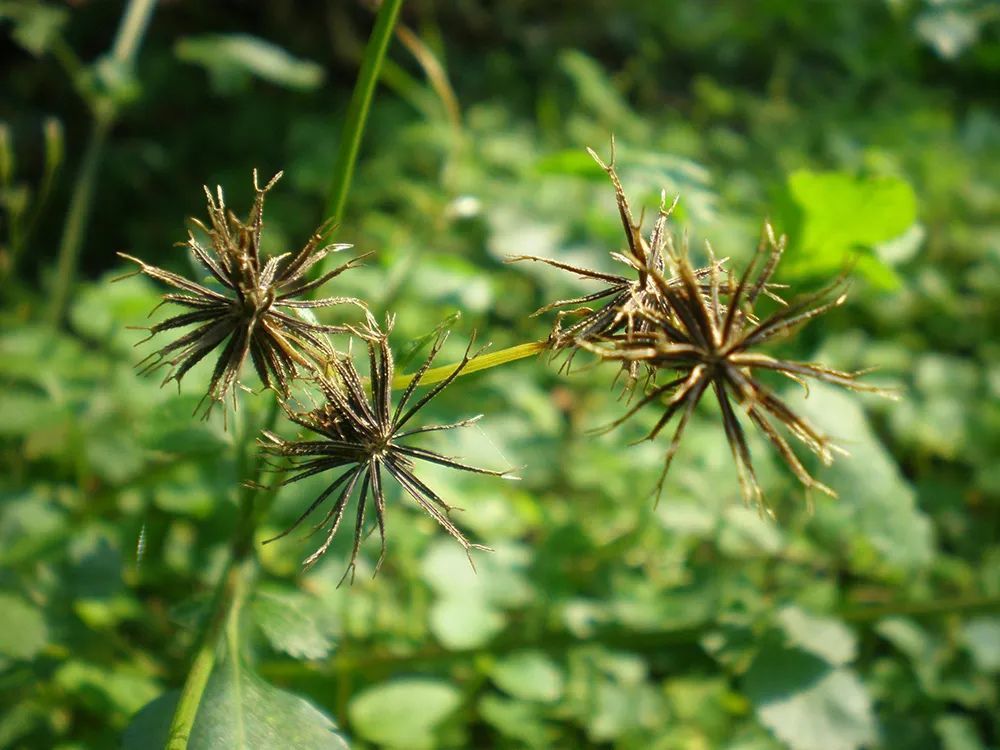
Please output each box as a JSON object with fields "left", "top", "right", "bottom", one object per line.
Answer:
{"left": 1, "top": 1, "right": 999, "bottom": 748}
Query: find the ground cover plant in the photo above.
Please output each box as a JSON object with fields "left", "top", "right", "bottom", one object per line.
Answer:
{"left": 1, "top": 2, "right": 999, "bottom": 749}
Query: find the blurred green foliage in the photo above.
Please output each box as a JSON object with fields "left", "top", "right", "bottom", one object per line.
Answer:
{"left": 1, "top": 1, "right": 999, "bottom": 748}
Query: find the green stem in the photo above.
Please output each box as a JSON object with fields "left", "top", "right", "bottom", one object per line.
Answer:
{"left": 165, "top": 397, "right": 279, "bottom": 749}
{"left": 391, "top": 340, "right": 547, "bottom": 390}
{"left": 324, "top": 0, "right": 404, "bottom": 225}
{"left": 49, "top": 0, "right": 157, "bottom": 326}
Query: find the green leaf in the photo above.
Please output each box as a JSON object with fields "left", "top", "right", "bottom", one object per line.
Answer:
{"left": 490, "top": 650, "right": 565, "bottom": 703}
{"left": 791, "top": 383, "right": 934, "bottom": 574}
{"left": 779, "top": 170, "right": 917, "bottom": 288}
{"left": 479, "top": 694, "right": 549, "bottom": 747}
{"left": 123, "top": 655, "right": 347, "bottom": 749}
{"left": 348, "top": 678, "right": 461, "bottom": 749}
{"left": 175, "top": 34, "right": 325, "bottom": 93}
{"left": 252, "top": 586, "right": 335, "bottom": 660}
{"left": 777, "top": 606, "right": 857, "bottom": 667}
{"left": 253, "top": 586, "right": 333, "bottom": 659}
{"left": 962, "top": 617, "right": 1000, "bottom": 673}
{"left": 429, "top": 595, "right": 504, "bottom": 650}
{"left": 743, "top": 644, "right": 876, "bottom": 750}
{"left": 55, "top": 660, "right": 160, "bottom": 720}
{"left": 0, "top": 0, "right": 68, "bottom": 56}
{"left": 0, "top": 592, "right": 48, "bottom": 659}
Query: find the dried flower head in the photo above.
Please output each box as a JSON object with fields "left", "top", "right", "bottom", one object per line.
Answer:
{"left": 119, "top": 171, "right": 368, "bottom": 416}
{"left": 510, "top": 141, "right": 720, "bottom": 387}
{"left": 260, "top": 315, "right": 512, "bottom": 582}
{"left": 584, "top": 223, "right": 889, "bottom": 511}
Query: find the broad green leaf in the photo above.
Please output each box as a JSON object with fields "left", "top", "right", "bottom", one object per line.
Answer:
{"left": 55, "top": 661, "right": 160, "bottom": 720}
{"left": 916, "top": 10, "right": 981, "bottom": 60}
{"left": 429, "top": 595, "right": 504, "bottom": 650}
{"left": 779, "top": 170, "right": 917, "bottom": 288}
{"left": 348, "top": 678, "right": 460, "bottom": 749}
{"left": 490, "top": 650, "right": 564, "bottom": 703}
{"left": 479, "top": 694, "right": 549, "bottom": 747}
{"left": 0, "top": 0, "right": 67, "bottom": 56}
{"left": 777, "top": 606, "right": 857, "bottom": 667}
{"left": 791, "top": 383, "right": 933, "bottom": 574}
{"left": 743, "top": 644, "right": 876, "bottom": 750}
{"left": 252, "top": 586, "right": 334, "bottom": 660}
{"left": 962, "top": 617, "right": 1000, "bottom": 673}
{"left": 0, "top": 592, "right": 48, "bottom": 659}
{"left": 935, "top": 714, "right": 987, "bottom": 750}
{"left": 175, "top": 34, "right": 325, "bottom": 93}
{"left": 123, "top": 655, "right": 347, "bottom": 749}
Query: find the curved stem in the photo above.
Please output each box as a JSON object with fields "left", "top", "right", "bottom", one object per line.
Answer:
{"left": 391, "top": 340, "right": 548, "bottom": 390}
{"left": 325, "top": 0, "right": 405, "bottom": 225}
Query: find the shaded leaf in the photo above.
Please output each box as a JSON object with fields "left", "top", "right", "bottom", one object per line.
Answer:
{"left": 743, "top": 644, "right": 876, "bottom": 750}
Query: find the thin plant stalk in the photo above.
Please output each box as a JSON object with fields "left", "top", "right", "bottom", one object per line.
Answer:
{"left": 324, "top": 0, "right": 404, "bottom": 224}
{"left": 391, "top": 339, "right": 547, "bottom": 390}
{"left": 49, "top": 0, "right": 158, "bottom": 325}
{"left": 165, "top": 397, "right": 279, "bottom": 749}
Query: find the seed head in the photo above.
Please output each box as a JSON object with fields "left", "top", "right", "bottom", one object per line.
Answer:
{"left": 584, "top": 222, "right": 890, "bottom": 511}
{"left": 119, "top": 171, "right": 369, "bottom": 416}
{"left": 260, "top": 314, "right": 512, "bottom": 584}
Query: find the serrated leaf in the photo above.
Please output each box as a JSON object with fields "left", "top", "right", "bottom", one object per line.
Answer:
{"left": 780, "top": 170, "right": 917, "bottom": 288}
{"left": 175, "top": 34, "right": 325, "bottom": 93}
{"left": 0, "top": 592, "right": 48, "bottom": 659}
{"left": 123, "top": 654, "right": 347, "bottom": 749}
{"left": 490, "top": 650, "right": 564, "bottom": 703}
{"left": 744, "top": 644, "right": 876, "bottom": 750}
{"left": 348, "top": 678, "right": 460, "bottom": 749}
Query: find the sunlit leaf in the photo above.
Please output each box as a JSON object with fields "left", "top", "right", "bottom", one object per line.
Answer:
{"left": 348, "top": 678, "right": 460, "bottom": 749}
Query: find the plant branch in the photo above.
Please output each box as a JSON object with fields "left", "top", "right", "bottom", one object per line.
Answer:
{"left": 49, "top": 0, "right": 158, "bottom": 326}
{"left": 324, "top": 0, "right": 405, "bottom": 225}
{"left": 165, "top": 397, "right": 279, "bottom": 749}
{"left": 391, "top": 339, "right": 547, "bottom": 390}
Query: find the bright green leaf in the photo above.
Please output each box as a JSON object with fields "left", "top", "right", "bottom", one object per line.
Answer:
{"left": 780, "top": 170, "right": 917, "bottom": 288}
{"left": 123, "top": 655, "right": 347, "bottom": 749}
{"left": 490, "top": 650, "right": 564, "bottom": 703}
{"left": 0, "top": 593, "right": 48, "bottom": 659}
{"left": 348, "top": 678, "right": 460, "bottom": 749}
{"left": 777, "top": 606, "right": 857, "bottom": 667}
{"left": 429, "top": 595, "right": 504, "bottom": 650}
{"left": 962, "top": 617, "right": 1000, "bottom": 673}
{"left": 252, "top": 586, "right": 334, "bottom": 660}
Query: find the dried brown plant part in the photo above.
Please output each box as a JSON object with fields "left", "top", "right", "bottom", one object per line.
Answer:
{"left": 510, "top": 148, "right": 718, "bottom": 392}
{"left": 118, "top": 170, "right": 369, "bottom": 417}
{"left": 584, "top": 223, "right": 890, "bottom": 511}
{"left": 260, "top": 315, "right": 513, "bottom": 584}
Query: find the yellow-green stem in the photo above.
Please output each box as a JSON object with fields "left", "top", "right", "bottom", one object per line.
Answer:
{"left": 392, "top": 340, "right": 547, "bottom": 390}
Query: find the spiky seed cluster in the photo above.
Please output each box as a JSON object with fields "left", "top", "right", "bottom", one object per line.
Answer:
{"left": 120, "top": 171, "right": 368, "bottom": 416}
{"left": 520, "top": 146, "right": 887, "bottom": 510}
{"left": 260, "top": 315, "right": 511, "bottom": 582}
{"left": 582, "top": 223, "right": 888, "bottom": 510}
{"left": 511, "top": 143, "right": 721, "bottom": 388}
